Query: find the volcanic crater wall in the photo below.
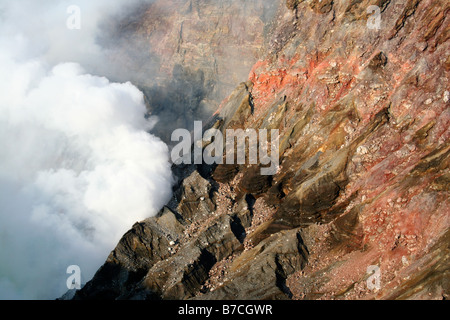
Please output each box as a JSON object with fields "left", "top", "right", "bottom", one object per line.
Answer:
{"left": 74, "top": 0, "right": 449, "bottom": 300}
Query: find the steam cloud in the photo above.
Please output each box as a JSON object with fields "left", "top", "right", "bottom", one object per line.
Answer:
{"left": 0, "top": 0, "right": 173, "bottom": 299}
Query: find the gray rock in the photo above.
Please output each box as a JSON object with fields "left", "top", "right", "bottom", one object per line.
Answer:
{"left": 196, "top": 228, "right": 308, "bottom": 300}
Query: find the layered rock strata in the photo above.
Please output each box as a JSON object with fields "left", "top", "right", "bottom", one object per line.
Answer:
{"left": 75, "top": 0, "right": 449, "bottom": 300}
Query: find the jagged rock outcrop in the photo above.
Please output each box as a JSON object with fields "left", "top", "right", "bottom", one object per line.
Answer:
{"left": 74, "top": 207, "right": 186, "bottom": 299}
{"left": 196, "top": 228, "right": 308, "bottom": 300}
{"left": 75, "top": 0, "right": 449, "bottom": 300}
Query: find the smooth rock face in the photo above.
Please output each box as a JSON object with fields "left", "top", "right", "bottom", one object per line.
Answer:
{"left": 75, "top": 0, "right": 449, "bottom": 300}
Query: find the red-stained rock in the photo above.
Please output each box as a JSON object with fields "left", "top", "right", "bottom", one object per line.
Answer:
{"left": 243, "top": 0, "right": 449, "bottom": 300}
{"left": 75, "top": 0, "right": 449, "bottom": 300}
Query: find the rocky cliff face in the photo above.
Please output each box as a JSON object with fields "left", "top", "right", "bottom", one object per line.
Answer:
{"left": 105, "top": 0, "right": 280, "bottom": 142}
{"left": 75, "top": 0, "right": 449, "bottom": 300}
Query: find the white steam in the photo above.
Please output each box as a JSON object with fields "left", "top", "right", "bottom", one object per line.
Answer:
{"left": 0, "top": 0, "right": 173, "bottom": 299}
